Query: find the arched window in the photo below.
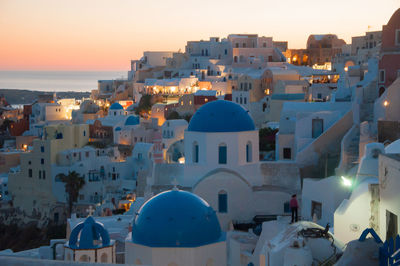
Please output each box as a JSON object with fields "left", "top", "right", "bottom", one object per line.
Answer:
{"left": 100, "top": 253, "right": 108, "bottom": 263}
{"left": 234, "top": 56, "right": 238, "bottom": 63}
{"left": 193, "top": 142, "right": 199, "bottom": 163}
{"left": 284, "top": 201, "right": 290, "bottom": 213}
{"left": 379, "top": 87, "right": 385, "bottom": 97}
{"left": 218, "top": 143, "right": 227, "bottom": 164}
{"left": 246, "top": 142, "right": 252, "bottom": 162}
{"left": 218, "top": 190, "right": 227, "bottom": 213}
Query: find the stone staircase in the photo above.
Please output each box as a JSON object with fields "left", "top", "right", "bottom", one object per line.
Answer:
{"left": 337, "top": 124, "right": 360, "bottom": 174}
{"left": 360, "top": 102, "right": 374, "bottom": 122}
{"left": 346, "top": 130, "right": 360, "bottom": 168}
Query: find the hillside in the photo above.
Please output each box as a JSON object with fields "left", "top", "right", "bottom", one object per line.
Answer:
{"left": 0, "top": 89, "right": 91, "bottom": 105}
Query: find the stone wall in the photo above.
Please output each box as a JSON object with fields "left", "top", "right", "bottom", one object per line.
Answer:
{"left": 369, "top": 183, "right": 380, "bottom": 233}
{"left": 259, "top": 162, "right": 301, "bottom": 193}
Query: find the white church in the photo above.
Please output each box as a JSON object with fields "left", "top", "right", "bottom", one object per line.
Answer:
{"left": 148, "top": 100, "right": 301, "bottom": 230}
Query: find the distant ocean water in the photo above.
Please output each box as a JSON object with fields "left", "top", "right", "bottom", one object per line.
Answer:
{"left": 0, "top": 71, "right": 127, "bottom": 92}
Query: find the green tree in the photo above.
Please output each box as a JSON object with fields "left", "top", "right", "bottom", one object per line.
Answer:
{"left": 135, "top": 94, "right": 153, "bottom": 116}
{"left": 259, "top": 127, "right": 279, "bottom": 152}
{"left": 56, "top": 171, "right": 85, "bottom": 217}
{"left": 0, "top": 119, "right": 14, "bottom": 132}
{"left": 166, "top": 111, "right": 181, "bottom": 120}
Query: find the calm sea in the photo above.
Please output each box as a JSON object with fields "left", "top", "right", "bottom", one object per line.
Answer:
{"left": 0, "top": 71, "right": 127, "bottom": 92}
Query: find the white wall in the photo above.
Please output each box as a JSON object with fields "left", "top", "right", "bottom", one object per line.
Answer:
{"left": 125, "top": 241, "right": 226, "bottom": 266}
{"left": 334, "top": 179, "right": 376, "bottom": 243}
{"left": 302, "top": 176, "right": 351, "bottom": 228}
{"left": 379, "top": 154, "right": 400, "bottom": 241}
{"left": 193, "top": 170, "right": 253, "bottom": 230}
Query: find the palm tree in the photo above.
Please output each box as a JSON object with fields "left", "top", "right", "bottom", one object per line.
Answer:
{"left": 56, "top": 171, "right": 85, "bottom": 217}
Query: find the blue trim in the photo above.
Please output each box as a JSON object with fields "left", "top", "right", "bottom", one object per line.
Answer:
{"left": 69, "top": 216, "right": 111, "bottom": 249}
{"left": 359, "top": 228, "right": 382, "bottom": 243}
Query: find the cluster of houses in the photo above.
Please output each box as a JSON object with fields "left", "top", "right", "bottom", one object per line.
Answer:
{"left": 1, "top": 8, "right": 400, "bottom": 266}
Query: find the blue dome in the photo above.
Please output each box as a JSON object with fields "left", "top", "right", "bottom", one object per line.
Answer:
{"left": 109, "top": 102, "right": 123, "bottom": 110}
{"left": 188, "top": 100, "right": 255, "bottom": 132}
{"left": 125, "top": 115, "right": 140, "bottom": 126}
{"left": 132, "top": 190, "right": 224, "bottom": 248}
{"left": 68, "top": 216, "right": 111, "bottom": 249}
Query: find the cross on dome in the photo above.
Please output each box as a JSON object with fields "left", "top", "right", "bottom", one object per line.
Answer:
{"left": 86, "top": 205, "right": 95, "bottom": 216}
{"left": 171, "top": 178, "right": 179, "bottom": 190}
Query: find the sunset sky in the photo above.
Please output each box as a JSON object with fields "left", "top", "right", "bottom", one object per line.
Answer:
{"left": 0, "top": 0, "right": 398, "bottom": 71}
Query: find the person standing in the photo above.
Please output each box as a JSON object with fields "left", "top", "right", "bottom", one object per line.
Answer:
{"left": 290, "top": 194, "right": 299, "bottom": 223}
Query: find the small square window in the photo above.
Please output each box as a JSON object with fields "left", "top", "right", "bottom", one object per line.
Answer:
{"left": 283, "top": 148, "right": 291, "bottom": 159}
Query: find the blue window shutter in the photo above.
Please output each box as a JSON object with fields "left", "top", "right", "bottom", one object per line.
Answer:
{"left": 195, "top": 145, "right": 199, "bottom": 163}
{"left": 219, "top": 146, "right": 227, "bottom": 164}
{"left": 218, "top": 193, "right": 227, "bottom": 213}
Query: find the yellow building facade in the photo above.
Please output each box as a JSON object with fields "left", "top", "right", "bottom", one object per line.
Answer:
{"left": 8, "top": 124, "right": 89, "bottom": 222}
